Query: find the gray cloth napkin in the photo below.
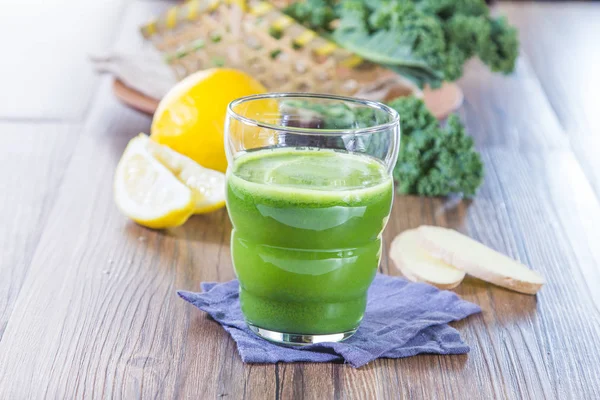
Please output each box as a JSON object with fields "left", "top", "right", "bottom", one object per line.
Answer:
{"left": 178, "top": 274, "right": 481, "bottom": 368}
{"left": 90, "top": 48, "right": 177, "bottom": 100}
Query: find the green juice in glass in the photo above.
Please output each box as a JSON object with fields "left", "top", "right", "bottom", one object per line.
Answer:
{"left": 226, "top": 147, "right": 393, "bottom": 335}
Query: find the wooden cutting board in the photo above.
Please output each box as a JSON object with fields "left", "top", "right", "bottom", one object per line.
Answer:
{"left": 113, "top": 78, "right": 463, "bottom": 120}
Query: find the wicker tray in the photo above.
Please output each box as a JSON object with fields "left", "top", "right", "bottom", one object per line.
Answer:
{"left": 114, "top": 0, "right": 463, "bottom": 118}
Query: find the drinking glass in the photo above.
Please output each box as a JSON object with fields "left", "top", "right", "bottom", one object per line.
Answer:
{"left": 224, "top": 93, "right": 400, "bottom": 345}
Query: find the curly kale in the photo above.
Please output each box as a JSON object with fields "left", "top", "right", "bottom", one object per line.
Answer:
{"left": 388, "top": 97, "right": 484, "bottom": 197}
{"left": 279, "top": 96, "right": 484, "bottom": 197}
{"left": 332, "top": 0, "right": 447, "bottom": 87}
{"left": 284, "top": 0, "right": 519, "bottom": 88}
{"left": 415, "top": 0, "right": 490, "bottom": 18}
{"left": 284, "top": 0, "right": 338, "bottom": 32}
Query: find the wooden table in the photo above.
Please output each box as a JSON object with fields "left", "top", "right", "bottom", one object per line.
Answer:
{"left": 1, "top": 2, "right": 599, "bottom": 398}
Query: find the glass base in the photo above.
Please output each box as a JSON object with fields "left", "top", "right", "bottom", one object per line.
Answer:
{"left": 247, "top": 323, "right": 357, "bottom": 346}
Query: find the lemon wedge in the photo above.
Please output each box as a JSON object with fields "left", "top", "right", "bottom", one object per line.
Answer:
{"left": 114, "top": 134, "right": 195, "bottom": 229}
{"left": 145, "top": 137, "right": 226, "bottom": 214}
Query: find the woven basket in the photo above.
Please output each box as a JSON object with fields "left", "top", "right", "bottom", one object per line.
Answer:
{"left": 140, "top": 0, "right": 419, "bottom": 101}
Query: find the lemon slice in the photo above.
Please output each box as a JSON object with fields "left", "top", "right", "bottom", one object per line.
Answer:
{"left": 145, "top": 137, "right": 226, "bottom": 213}
{"left": 114, "top": 135, "right": 195, "bottom": 229}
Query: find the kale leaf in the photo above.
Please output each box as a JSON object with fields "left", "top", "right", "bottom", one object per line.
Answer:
{"left": 284, "top": 0, "right": 519, "bottom": 88}
{"left": 279, "top": 96, "right": 485, "bottom": 197}
{"left": 284, "top": 0, "right": 338, "bottom": 32}
{"left": 388, "top": 97, "right": 484, "bottom": 197}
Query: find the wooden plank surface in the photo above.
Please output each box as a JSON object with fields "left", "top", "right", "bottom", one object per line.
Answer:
{"left": 0, "top": 123, "right": 79, "bottom": 338}
{"left": 1, "top": 1, "right": 600, "bottom": 399}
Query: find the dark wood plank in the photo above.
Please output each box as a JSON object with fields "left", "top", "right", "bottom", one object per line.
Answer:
{"left": 0, "top": 123, "right": 78, "bottom": 338}
{"left": 382, "top": 149, "right": 600, "bottom": 399}
{"left": 0, "top": 0, "right": 128, "bottom": 120}
{"left": 3, "top": 103, "right": 600, "bottom": 399}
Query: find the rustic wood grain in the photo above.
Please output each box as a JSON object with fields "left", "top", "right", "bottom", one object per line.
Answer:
{"left": 385, "top": 149, "right": 600, "bottom": 399}
{"left": 1, "top": 1, "right": 600, "bottom": 399}
{"left": 456, "top": 57, "right": 569, "bottom": 150}
{"left": 0, "top": 123, "right": 78, "bottom": 338}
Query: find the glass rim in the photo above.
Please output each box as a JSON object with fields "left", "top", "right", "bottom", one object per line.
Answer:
{"left": 227, "top": 92, "right": 400, "bottom": 136}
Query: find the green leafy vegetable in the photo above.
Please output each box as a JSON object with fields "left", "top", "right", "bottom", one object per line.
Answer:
{"left": 280, "top": 96, "right": 485, "bottom": 197}
{"left": 332, "top": 0, "right": 446, "bottom": 87}
{"left": 284, "top": 0, "right": 519, "bottom": 88}
{"left": 284, "top": 0, "right": 338, "bottom": 32}
{"left": 388, "top": 97, "right": 484, "bottom": 197}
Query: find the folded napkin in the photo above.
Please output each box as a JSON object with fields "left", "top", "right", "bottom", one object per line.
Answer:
{"left": 178, "top": 274, "right": 480, "bottom": 368}
{"left": 90, "top": 47, "right": 177, "bottom": 100}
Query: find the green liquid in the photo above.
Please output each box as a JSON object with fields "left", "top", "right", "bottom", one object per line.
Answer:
{"left": 226, "top": 148, "right": 393, "bottom": 334}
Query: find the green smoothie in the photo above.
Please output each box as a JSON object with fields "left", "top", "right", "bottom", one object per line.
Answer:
{"left": 226, "top": 147, "right": 393, "bottom": 335}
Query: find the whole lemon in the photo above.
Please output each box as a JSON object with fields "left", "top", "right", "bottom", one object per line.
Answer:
{"left": 151, "top": 68, "right": 268, "bottom": 172}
